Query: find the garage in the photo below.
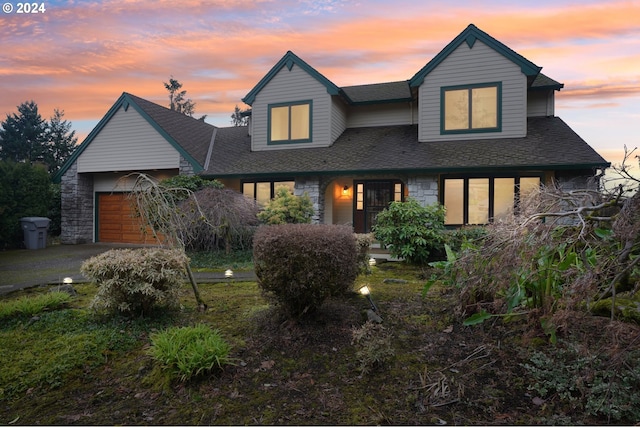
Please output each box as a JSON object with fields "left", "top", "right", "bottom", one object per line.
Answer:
{"left": 97, "top": 193, "right": 159, "bottom": 244}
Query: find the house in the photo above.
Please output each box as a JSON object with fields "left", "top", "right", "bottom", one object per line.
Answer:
{"left": 55, "top": 24, "right": 609, "bottom": 244}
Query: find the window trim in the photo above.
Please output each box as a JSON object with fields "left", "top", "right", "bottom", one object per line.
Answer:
{"left": 440, "top": 174, "right": 542, "bottom": 226}
{"left": 440, "top": 82, "right": 502, "bottom": 135}
{"left": 241, "top": 179, "right": 295, "bottom": 205}
{"left": 267, "top": 100, "right": 313, "bottom": 145}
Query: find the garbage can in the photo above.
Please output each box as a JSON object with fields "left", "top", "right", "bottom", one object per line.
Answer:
{"left": 20, "top": 217, "right": 50, "bottom": 249}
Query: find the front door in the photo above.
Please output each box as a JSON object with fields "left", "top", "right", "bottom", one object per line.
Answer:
{"left": 353, "top": 180, "right": 403, "bottom": 233}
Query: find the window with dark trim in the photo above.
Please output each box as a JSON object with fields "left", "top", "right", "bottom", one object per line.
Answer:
{"left": 242, "top": 180, "right": 294, "bottom": 206}
{"left": 441, "top": 82, "right": 501, "bottom": 134}
{"left": 268, "top": 100, "right": 312, "bottom": 144}
{"left": 441, "top": 175, "right": 540, "bottom": 225}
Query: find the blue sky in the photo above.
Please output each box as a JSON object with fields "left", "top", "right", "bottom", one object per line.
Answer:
{"left": 1, "top": 0, "right": 639, "bottom": 168}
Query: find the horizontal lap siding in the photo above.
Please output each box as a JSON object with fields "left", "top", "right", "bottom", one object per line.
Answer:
{"left": 252, "top": 64, "right": 333, "bottom": 151}
{"left": 418, "top": 41, "right": 526, "bottom": 142}
{"left": 347, "top": 102, "right": 415, "bottom": 128}
{"left": 77, "top": 106, "right": 180, "bottom": 173}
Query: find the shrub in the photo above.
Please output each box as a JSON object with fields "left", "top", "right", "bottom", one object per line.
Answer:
{"left": 82, "top": 248, "right": 187, "bottom": 316}
{"left": 253, "top": 224, "right": 358, "bottom": 316}
{"left": 0, "top": 161, "right": 52, "bottom": 249}
{"left": 351, "top": 321, "right": 395, "bottom": 374}
{"left": 257, "top": 186, "right": 314, "bottom": 224}
{"left": 177, "top": 187, "right": 260, "bottom": 252}
{"left": 355, "top": 233, "right": 374, "bottom": 274}
{"left": 149, "top": 324, "right": 232, "bottom": 381}
{"left": 372, "top": 198, "right": 445, "bottom": 265}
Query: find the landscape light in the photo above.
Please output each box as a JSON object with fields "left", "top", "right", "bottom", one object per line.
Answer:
{"left": 368, "top": 257, "right": 376, "bottom": 266}
{"left": 225, "top": 269, "right": 234, "bottom": 279}
{"left": 359, "top": 285, "right": 379, "bottom": 312}
{"left": 63, "top": 277, "right": 73, "bottom": 284}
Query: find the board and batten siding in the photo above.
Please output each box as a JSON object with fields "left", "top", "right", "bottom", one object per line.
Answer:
{"left": 77, "top": 105, "right": 180, "bottom": 173}
{"left": 418, "top": 40, "right": 527, "bottom": 142}
{"left": 252, "top": 64, "right": 333, "bottom": 151}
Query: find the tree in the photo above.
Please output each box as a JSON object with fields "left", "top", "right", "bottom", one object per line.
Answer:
{"left": 0, "top": 101, "right": 77, "bottom": 174}
{"left": 0, "top": 161, "right": 52, "bottom": 249}
{"left": 231, "top": 105, "right": 249, "bottom": 126}
{"left": 163, "top": 76, "right": 197, "bottom": 117}
{"left": 45, "top": 109, "right": 77, "bottom": 173}
{"left": 0, "top": 101, "right": 48, "bottom": 164}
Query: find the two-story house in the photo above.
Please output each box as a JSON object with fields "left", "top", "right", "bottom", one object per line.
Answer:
{"left": 56, "top": 24, "right": 609, "bottom": 244}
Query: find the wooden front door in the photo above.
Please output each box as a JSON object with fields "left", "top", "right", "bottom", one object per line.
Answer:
{"left": 353, "top": 180, "right": 403, "bottom": 233}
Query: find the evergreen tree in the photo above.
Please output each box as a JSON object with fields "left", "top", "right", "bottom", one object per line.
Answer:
{"left": 0, "top": 101, "right": 48, "bottom": 164}
{"left": 164, "top": 76, "right": 196, "bottom": 116}
{"left": 231, "top": 105, "right": 250, "bottom": 126}
{"left": 45, "top": 109, "right": 77, "bottom": 173}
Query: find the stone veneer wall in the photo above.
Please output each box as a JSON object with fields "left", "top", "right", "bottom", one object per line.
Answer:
{"left": 294, "top": 176, "right": 322, "bottom": 223}
{"left": 60, "top": 162, "right": 94, "bottom": 244}
{"left": 407, "top": 176, "right": 439, "bottom": 206}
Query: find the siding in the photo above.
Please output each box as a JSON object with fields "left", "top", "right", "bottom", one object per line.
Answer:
{"left": 77, "top": 105, "right": 180, "bottom": 173}
{"left": 252, "top": 64, "right": 333, "bottom": 151}
{"left": 331, "top": 97, "right": 348, "bottom": 142}
{"left": 346, "top": 102, "right": 416, "bottom": 128}
{"left": 527, "top": 90, "right": 554, "bottom": 117}
{"left": 418, "top": 40, "right": 527, "bottom": 142}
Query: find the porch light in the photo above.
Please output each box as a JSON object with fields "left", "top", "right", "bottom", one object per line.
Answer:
{"left": 359, "top": 285, "right": 379, "bottom": 312}
{"left": 342, "top": 185, "right": 349, "bottom": 196}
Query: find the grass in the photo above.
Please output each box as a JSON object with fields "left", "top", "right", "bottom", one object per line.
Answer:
{"left": 188, "top": 249, "right": 253, "bottom": 271}
{"left": 0, "top": 291, "right": 70, "bottom": 320}
{"left": 1, "top": 254, "right": 639, "bottom": 425}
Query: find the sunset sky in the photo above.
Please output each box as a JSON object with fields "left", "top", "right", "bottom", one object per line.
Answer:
{"left": 1, "top": 0, "right": 639, "bottom": 168}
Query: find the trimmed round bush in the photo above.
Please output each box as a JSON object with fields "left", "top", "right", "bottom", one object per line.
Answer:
{"left": 253, "top": 224, "right": 358, "bottom": 316}
{"left": 81, "top": 248, "right": 187, "bottom": 316}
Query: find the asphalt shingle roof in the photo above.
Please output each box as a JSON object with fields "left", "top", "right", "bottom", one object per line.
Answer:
{"left": 203, "top": 117, "right": 609, "bottom": 178}
{"left": 341, "top": 81, "right": 413, "bottom": 103}
{"left": 125, "top": 93, "right": 216, "bottom": 168}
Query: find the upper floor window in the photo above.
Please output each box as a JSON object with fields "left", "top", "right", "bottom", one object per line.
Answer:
{"left": 268, "top": 100, "right": 312, "bottom": 144}
{"left": 441, "top": 83, "right": 501, "bottom": 134}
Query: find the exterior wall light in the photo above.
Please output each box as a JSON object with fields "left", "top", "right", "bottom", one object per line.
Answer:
{"left": 342, "top": 185, "right": 349, "bottom": 196}
{"left": 359, "top": 285, "right": 379, "bottom": 312}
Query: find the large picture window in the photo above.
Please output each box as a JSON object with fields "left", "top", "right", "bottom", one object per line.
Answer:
{"left": 442, "top": 83, "right": 501, "bottom": 133}
{"left": 268, "top": 101, "right": 311, "bottom": 144}
{"left": 242, "top": 180, "right": 294, "bottom": 206}
{"left": 442, "top": 175, "right": 540, "bottom": 225}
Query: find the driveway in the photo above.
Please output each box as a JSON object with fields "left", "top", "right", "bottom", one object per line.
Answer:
{"left": 0, "top": 243, "right": 257, "bottom": 296}
{"left": 0, "top": 243, "right": 144, "bottom": 295}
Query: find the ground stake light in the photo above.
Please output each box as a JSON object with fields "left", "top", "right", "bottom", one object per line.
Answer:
{"left": 359, "top": 285, "right": 379, "bottom": 312}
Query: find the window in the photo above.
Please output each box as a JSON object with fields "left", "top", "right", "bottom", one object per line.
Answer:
{"left": 442, "top": 83, "right": 501, "bottom": 133}
{"left": 242, "top": 180, "right": 294, "bottom": 206}
{"left": 442, "top": 175, "right": 540, "bottom": 225}
{"left": 268, "top": 101, "right": 311, "bottom": 144}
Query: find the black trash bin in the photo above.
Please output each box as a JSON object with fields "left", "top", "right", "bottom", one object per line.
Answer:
{"left": 19, "top": 217, "right": 50, "bottom": 249}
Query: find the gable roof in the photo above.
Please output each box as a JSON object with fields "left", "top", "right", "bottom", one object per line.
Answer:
{"left": 242, "top": 51, "right": 341, "bottom": 106}
{"left": 54, "top": 92, "right": 216, "bottom": 182}
{"left": 203, "top": 117, "right": 609, "bottom": 178}
{"left": 409, "top": 24, "right": 542, "bottom": 87}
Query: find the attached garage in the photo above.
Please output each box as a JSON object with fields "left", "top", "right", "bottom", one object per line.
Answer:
{"left": 55, "top": 93, "right": 214, "bottom": 244}
{"left": 97, "top": 193, "right": 160, "bottom": 244}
